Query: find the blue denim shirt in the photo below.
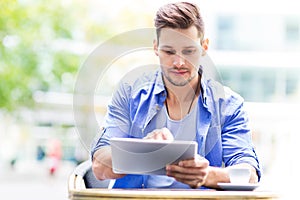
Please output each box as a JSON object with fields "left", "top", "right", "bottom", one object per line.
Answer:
{"left": 91, "top": 68, "right": 261, "bottom": 188}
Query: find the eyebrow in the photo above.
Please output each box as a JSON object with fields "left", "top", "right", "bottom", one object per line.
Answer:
{"left": 159, "top": 45, "right": 197, "bottom": 49}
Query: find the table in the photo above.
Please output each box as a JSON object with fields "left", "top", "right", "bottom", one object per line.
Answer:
{"left": 68, "top": 188, "right": 278, "bottom": 200}
{"left": 68, "top": 169, "right": 278, "bottom": 200}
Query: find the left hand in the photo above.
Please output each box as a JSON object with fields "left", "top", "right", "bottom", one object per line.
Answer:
{"left": 166, "top": 155, "right": 209, "bottom": 189}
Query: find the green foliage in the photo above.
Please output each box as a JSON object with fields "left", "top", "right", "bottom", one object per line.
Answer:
{"left": 0, "top": 0, "right": 155, "bottom": 112}
{"left": 0, "top": 0, "right": 83, "bottom": 111}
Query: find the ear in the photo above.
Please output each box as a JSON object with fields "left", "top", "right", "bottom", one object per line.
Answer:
{"left": 153, "top": 39, "right": 159, "bottom": 56}
{"left": 201, "top": 38, "right": 209, "bottom": 56}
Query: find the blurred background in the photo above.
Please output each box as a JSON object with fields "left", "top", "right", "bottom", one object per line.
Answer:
{"left": 1, "top": 0, "right": 299, "bottom": 199}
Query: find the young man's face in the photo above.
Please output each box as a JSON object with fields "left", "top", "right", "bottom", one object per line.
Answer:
{"left": 154, "top": 26, "right": 206, "bottom": 87}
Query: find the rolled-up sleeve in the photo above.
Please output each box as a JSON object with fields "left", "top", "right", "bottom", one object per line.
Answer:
{"left": 221, "top": 90, "right": 262, "bottom": 181}
{"left": 91, "top": 81, "right": 131, "bottom": 158}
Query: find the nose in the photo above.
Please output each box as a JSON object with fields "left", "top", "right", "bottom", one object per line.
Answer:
{"left": 173, "top": 54, "right": 185, "bottom": 67}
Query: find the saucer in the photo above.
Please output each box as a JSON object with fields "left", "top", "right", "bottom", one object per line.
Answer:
{"left": 217, "top": 183, "right": 260, "bottom": 191}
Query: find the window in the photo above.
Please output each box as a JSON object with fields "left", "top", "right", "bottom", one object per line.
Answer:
{"left": 285, "top": 18, "right": 299, "bottom": 42}
{"left": 216, "top": 16, "right": 236, "bottom": 50}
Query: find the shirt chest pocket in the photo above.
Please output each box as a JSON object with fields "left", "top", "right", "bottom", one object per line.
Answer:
{"left": 129, "top": 124, "right": 144, "bottom": 138}
{"left": 197, "top": 125, "right": 222, "bottom": 156}
{"left": 205, "top": 126, "right": 222, "bottom": 155}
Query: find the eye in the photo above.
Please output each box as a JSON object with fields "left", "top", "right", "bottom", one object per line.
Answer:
{"left": 182, "top": 49, "right": 196, "bottom": 55}
{"left": 160, "top": 49, "right": 176, "bottom": 55}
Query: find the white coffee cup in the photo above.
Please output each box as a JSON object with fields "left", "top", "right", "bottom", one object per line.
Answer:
{"left": 228, "top": 168, "right": 251, "bottom": 184}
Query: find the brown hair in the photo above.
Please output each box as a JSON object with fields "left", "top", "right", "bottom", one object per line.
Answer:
{"left": 154, "top": 2, "right": 205, "bottom": 42}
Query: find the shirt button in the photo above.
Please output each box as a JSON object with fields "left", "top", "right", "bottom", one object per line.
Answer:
{"left": 155, "top": 105, "right": 160, "bottom": 110}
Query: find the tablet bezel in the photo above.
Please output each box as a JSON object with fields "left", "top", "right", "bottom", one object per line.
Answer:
{"left": 110, "top": 137, "right": 198, "bottom": 175}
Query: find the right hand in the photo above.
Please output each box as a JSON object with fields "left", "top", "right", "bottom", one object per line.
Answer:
{"left": 92, "top": 146, "right": 126, "bottom": 180}
{"left": 143, "top": 127, "right": 174, "bottom": 141}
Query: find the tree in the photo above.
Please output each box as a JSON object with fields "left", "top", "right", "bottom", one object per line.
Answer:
{"left": 0, "top": 0, "right": 82, "bottom": 111}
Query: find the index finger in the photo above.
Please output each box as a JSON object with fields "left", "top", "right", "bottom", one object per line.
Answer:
{"left": 178, "top": 156, "right": 209, "bottom": 168}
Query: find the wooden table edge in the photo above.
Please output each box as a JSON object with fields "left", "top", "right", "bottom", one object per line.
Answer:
{"left": 69, "top": 189, "right": 279, "bottom": 199}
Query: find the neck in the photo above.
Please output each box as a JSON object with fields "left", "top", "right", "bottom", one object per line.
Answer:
{"left": 164, "top": 75, "right": 200, "bottom": 120}
{"left": 165, "top": 75, "right": 200, "bottom": 103}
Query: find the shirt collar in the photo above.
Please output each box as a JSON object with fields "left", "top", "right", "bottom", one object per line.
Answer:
{"left": 155, "top": 68, "right": 209, "bottom": 106}
{"left": 153, "top": 69, "right": 166, "bottom": 95}
{"left": 200, "top": 75, "right": 208, "bottom": 107}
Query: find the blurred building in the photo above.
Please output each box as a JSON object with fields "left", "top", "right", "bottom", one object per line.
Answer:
{"left": 202, "top": 0, "right": 300, "bottom": 103}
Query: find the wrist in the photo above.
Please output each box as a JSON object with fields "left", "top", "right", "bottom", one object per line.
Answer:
{"left": 203, "top": 166, "right": 230, "bottom": 188}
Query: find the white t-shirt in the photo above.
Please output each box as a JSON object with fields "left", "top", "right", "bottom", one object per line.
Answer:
{"left": 148, "top": 103, "right": 198, "bottom": 141}
{"left": 145, "top": 103, "right": 198, "bottom": 188}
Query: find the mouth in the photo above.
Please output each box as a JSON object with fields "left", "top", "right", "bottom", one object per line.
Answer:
{"left": 170, "top": 69, "right": 189, "bottom": 76}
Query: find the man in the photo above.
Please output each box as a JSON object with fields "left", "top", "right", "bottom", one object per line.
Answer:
{"left": 91, "top": 2, "right": 261, "bottom": 189}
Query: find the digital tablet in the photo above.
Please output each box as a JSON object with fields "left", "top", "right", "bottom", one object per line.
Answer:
{"left": 110, "top": 137, "right": 197, "bottom": 175}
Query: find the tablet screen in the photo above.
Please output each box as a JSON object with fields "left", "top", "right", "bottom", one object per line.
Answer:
{"left": 110, "top": 138, "right": 197, "bottom": 175}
